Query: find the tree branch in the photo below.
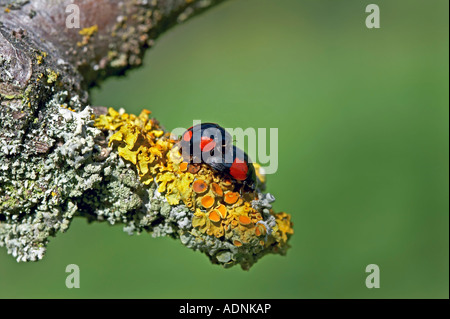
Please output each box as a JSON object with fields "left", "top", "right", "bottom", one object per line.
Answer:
{"left": 0, "top": 0, "right": 293, "bottom": 270}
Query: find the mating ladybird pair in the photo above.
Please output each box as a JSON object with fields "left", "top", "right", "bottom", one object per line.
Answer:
{"left": 178, "top": 123, "right": 259, "bottom": 192}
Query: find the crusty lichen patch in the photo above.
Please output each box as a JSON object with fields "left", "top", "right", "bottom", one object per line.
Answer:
{"left": 77, "top": 25, "right": 98, "bottom": 47}
{"left": 95, "top": 107, "right": 169, "bottom": 185}
{"left": 94, "top": 107, "right": 294, "bottom": 269}
{"left": 0, "top": 96, "right": 293, "bottom": 269}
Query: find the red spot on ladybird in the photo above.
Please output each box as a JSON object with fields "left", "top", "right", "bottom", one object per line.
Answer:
{"left": 183, "top": 130, "right": 193, "bottom": 142}
{"left": 200, "top": 137, "right": 216, "bottom": 152}
{"left": 229, "top": 157, "right": 248, "bottom": 181}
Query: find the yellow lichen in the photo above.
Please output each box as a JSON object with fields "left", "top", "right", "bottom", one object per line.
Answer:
{"left": 79, "top": 25, "right": 99, "bottom": 37}
{"left": 36, "top": 54, "right": 43, "bottom": 65}
{"left": 60, "top": 104, "right": 75, "bottom": 112}
{"left": 78, "top": 25, "right": 98, "bottom": 46}
{"left": 95, "top": 107, "right": 175, "bottom": 186}
{"left": 272, "top": 212, "right": 294, "bottom": 245}
{"left": 46, "top": 69, "right": 59, "bottom": 84}
{"left": 94, "top": 107, "right": 293, "bottom": 249}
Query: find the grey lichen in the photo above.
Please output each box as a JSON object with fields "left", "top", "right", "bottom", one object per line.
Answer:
{"left": 0, "top": 91, "right": 187, "bottom": 261}
{"left": 0, "top": 91, "right": 95, "bottom": 261}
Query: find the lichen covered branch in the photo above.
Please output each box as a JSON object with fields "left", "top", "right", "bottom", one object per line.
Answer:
{"left": 0, "top": 0, "right": 294, "bottom": 269}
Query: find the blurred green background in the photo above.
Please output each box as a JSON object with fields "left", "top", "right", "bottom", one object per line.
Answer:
{"left": 1, "top": 0, "right": 448, "bottom": 298}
